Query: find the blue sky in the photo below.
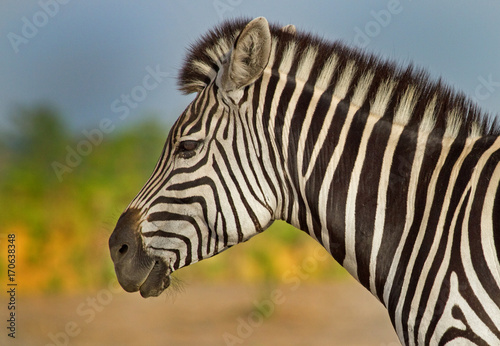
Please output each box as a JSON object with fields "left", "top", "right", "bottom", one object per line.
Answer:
{"left": 1, "top": 1, "right": 500, "bottom": 133}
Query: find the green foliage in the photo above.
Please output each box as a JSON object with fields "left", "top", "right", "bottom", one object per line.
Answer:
{"left": 0, "top": 106, "right": 166, "bottom": 292}
{"left": 0, "top": 105, "right": 346, "bottom": 294}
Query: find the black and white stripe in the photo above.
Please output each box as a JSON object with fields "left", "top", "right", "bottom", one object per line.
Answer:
{"left": 113, "top": 17, "right": 500, "bottom": 344}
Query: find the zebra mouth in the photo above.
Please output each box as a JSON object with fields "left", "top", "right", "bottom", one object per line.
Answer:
{"left": 139, "top": 260, "right": 171, "bottom": 298}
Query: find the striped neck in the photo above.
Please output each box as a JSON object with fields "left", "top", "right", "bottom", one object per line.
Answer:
{"left": 258, "top": 53, "right": 500, "bottom": 301}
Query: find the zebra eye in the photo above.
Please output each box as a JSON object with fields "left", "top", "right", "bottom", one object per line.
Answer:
{"left": 176, "top": 140, "right": 200, "bottom": 159}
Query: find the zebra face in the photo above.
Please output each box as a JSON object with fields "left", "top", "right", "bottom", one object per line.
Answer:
{"left": 109, "top": 17, "right": 275, "bottom": 297}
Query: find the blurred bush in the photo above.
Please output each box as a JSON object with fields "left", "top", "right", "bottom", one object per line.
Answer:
{"left": 0, "top": 105, "right": 346, "bottom": 294}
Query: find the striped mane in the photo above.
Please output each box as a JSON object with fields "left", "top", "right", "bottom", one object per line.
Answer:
{"left": 179, "top": 18, "right": 499, "bottom": 138}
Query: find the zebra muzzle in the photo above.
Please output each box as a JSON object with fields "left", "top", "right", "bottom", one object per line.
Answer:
{"left": 109, "top": 208, "right": 171, "bottom": 297}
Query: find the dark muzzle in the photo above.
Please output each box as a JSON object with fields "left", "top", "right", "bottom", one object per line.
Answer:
{"left": 109, "top": 208, "right": 170, "bottom": 297}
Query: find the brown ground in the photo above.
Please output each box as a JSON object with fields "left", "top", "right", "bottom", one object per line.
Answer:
{"left": 4, "top": 277, "right": 400, "bottom": 346}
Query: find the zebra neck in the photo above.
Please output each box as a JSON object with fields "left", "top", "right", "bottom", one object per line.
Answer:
{"left": 267, "top": 71, "right": 500, "bottom": 301}
{"left": 270, "top": 77, "right": 405, "bottom": 292}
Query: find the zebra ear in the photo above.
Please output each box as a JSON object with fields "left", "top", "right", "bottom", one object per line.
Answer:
{"left": 281, "top": 24, "right": 296, "bottom": 34}
{"left": 222, "top": 17, "right": 271, "bottom": 91}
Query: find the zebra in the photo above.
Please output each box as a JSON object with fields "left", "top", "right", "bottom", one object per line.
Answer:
{"left": 109, "top": 17, "right": 500, "bottom": 344}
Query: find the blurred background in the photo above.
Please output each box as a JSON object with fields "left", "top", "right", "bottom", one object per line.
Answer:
{"left": 1, "top": 1, "right": 499, "bottom": 345}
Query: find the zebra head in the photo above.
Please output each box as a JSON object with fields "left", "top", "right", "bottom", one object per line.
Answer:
{"left": 109, "top": 18, "right": 279, "bottom": 297}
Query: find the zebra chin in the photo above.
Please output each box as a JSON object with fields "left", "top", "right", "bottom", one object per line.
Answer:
{"left": 109, "top": 208, "right": 171, "bottom": 298}
{"left": 137, "top": 260, "right": 171, "bottom": 298}
{"left": 114, "top": 257, "right": 171, "bottom": 298}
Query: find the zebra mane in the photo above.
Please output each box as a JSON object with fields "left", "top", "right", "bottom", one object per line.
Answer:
{"left": 179, "top": 18, "right": 499, "bottom": 138}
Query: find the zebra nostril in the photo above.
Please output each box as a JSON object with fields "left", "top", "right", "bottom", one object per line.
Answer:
{"left": 118, "top": 244, "right": 129, "bottom": 256}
